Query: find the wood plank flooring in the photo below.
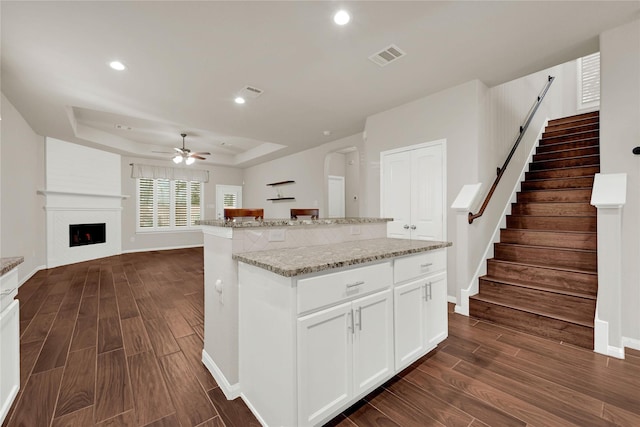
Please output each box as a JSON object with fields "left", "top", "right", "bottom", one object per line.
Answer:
{"left": 4, "top": 248, "right": 640, "bottom": 426}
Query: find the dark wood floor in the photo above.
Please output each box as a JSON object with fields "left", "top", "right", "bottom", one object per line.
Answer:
{"left": 3, "top": 248, "right": 640, "bottom": 427}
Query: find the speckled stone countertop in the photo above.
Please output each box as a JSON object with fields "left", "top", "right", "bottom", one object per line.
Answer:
{"left": 1, "top": 257, "right": 24, "bottom": 277}
{"left": 233, "top": 238, "right": 452, "bottom": 277}
{"left": 197, "top": 217, "right": 391, "bottom": 228}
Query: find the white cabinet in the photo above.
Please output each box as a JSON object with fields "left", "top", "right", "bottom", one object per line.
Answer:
{"left": 0, "top": 267, "right": 20, "bottom": 425}
{"left": 393, "top": 250, "right": 448, "bottom": 371}
{"left": 381, "top": 141, "right": 445, "bottom": 241}
{"left": 298, "top": 289, "right": 393, "bottom": 426}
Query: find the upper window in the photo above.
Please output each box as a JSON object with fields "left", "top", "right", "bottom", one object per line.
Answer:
{"left": 577, "top": 52, "right": 600, "bottom": 110}
{"left": 137, "top": 178, "right": 202, "bottom": 231}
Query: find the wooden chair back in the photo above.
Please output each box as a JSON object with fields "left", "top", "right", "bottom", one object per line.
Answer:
{"left": 290, "top": 208, "right": 319, "bottom": 220}
{"left": 224, "top": 208, "right": 264, "bottom": 221}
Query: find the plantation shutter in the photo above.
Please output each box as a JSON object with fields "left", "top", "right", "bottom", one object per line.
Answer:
{"left": 139, "top": 178, "right": 154, "bottom": 228}
{"left": 578, "top": 52, "right": 600, "bottom": 108}
{"left": 157, "top": 179, "right": 171, "bottom": 227}
{"left": 175, "top": 180, "right": 188, "bottom": 227}
{"left": 190, "top": 182, "right": 202, "bottom": 226}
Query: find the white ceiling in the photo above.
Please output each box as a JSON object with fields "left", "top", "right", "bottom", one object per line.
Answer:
{"left": 2, "top": 1, "right": 639, "bottom": 167}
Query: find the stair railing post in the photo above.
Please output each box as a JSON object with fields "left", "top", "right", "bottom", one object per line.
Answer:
{"left": 451, "top": 183, "right": 483, "bottom": 316}
{"left": 591, "top": 173, "right": 627, "bottom": 358}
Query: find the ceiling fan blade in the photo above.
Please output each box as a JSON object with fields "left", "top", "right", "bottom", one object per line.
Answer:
{"left": 192, "top": 152, "right": 211, "bottom": 156}
{"left": 174, "top": 147, "right": 185, "bottom": 153}
{"left": 191, "top": 155, "right": 207, "bottom": 160}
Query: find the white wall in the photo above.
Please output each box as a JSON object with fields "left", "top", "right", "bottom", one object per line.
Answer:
{"left": 600, "top": 18, "right": 640, "bottom": 344}
{"left": 243, "top": 133, "right": 363, "bottom": 218}
{"left": 121, "top": 156, "right": 243, "bottom": 252}
{"left": 46, "top": 137, "right": 120, "bottom": 194}
{"left": 1, "top": 93, "right": 46, "bottom": 282}
{"left": 362, "top": 80, "right": 485, "bottom": 296}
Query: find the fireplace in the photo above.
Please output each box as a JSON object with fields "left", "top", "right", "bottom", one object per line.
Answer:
{"left": 69, "top": 223, "right": 106, "bottom": 247}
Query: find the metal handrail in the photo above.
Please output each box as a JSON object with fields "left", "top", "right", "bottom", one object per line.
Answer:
{"left": 468, "top": 75, "right": 555, "bottom": 224}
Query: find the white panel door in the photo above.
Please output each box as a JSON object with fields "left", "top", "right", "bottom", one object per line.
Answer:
{"left": 352, "top": 289, "right": 393, "bottom": 396}
{"left": 328, "top": 176, "right": 346, "bottom": 218}
{"left": 215, "top": 185, "right": 242, "bottom": 219}
{"left": 393, "top": 279, "right": 427, "bottom": 370}
{"left": 412, "top": 145, "right": 444, "bottom": 241}
{"left": 381, "top": 151, "right": 411, "bottom": 239}
{"left": 425, "top": 273, "right": 448, "bottom": 349}
{"left": 297, "top": 302, "right": 352, "bottom": 426}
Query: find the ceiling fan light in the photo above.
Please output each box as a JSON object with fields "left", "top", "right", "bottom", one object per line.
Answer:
{"left": 173, "top": 155, "right": 183, "bottom": 164}
{"left": 185, "top": 156, "right": 195, "bottom": 165}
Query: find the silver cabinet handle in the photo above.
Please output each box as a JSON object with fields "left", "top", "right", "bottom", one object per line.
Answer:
{"left": 420, "top": 263, "right": 433, "bottom": 268}
{"left": 356, "top": 307, "right": 362, "bottom": 331}
{"left": 348, "top": 310, "right": 354, "bottom": 334}
{"left": 427, "top": 282, "right": 433, "bottom": 300}
{"left": 410, "top": 225, "right": 416, "bottom": 230}
{"left": 423, "top": 283, "right": 428, "bottom": 301}
{"left": 403, "top": 224, "right": 410, "bottom": 229}
{"left": 346, "top": 280, "right": 364, "bottom": 288}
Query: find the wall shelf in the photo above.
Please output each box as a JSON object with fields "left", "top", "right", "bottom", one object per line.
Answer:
{"left": 267, "top": 180, "right": 295, "bottom": 201}
{"left": 266, "top": 180, "right": 295, "bottom": 186}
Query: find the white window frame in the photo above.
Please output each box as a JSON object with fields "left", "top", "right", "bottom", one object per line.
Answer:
{"left": 136, "top": 178, "right": 204, "bottom": 232}
{"left": 577, "top": 52, "right": 600, "bottom": 111}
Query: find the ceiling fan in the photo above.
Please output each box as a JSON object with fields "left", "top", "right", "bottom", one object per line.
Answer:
{"left": 168, "top": 133, "right": 210, "bottom": 165}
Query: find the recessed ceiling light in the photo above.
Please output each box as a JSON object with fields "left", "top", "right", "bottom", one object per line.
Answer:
{"left": 323, "top": 130, "right": 332, "bottom": 136}
{"left": 109, "top": 60, "right": 126, "bottom": 71}
{"left": 234, "top": 97, "right": 246, "bottom": 104}
{"left": 334, "top": 10, "right": 350, "bottom": 25}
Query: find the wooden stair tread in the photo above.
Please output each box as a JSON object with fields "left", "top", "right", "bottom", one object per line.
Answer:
{"left": 496, "top": 242, "right": 596, "bottom": 254}
{"left": 533, "top": 145, "right": 599, "bottom": 159}
{"left": 535, "top": 137, "right": 599, "bottom": 152}
{"left": 487, "top": 258, "right": 598, "bottom": 276}
{"left": 502, "top": 228, "right": 596, "bottom": 236}
{"left": 470, "top": 292, "right": 595, "bottom": 328}
{"left": 479, "top": 275, "right": 596, "bottom": 300}
{"left": 519, "top": 187, "right": 592, "bottom": 193}
{"left": 539, "top": 130, "right": 600, "bottom": 144}
{"left": 547, "top": 111, "right": 598, "bottom": 125}
{"left": 532, "top": 154, "right": 599, "bottom": 164}
{"left": 492, "top": 246, "right": 597, "bottom": 273}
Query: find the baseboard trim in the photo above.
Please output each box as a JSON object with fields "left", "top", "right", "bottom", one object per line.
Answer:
{"left": 18, "top": 264, "right": 46, "bottom": 287}
{"left": 201, "top": 349, "right": 240, "bottom": 399}
{"left": 447, "top": 295, "right": 457, "bottom": 304}
{"left": 240, "top": 393, "right": 268, "bottom": 427}
{"left": 623, "top": 336, "right": 640, "bottom": 352}
{"left": 122, "top": 244, "right": 203, "bottom": 254}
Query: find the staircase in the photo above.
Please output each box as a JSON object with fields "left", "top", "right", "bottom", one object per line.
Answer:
{"left": 470, "top": 111, "right": 599, "bottom": 349}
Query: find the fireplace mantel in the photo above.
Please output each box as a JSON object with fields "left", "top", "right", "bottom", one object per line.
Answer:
{"left": 38, "top": 190, "right": 129, "bottom": 199}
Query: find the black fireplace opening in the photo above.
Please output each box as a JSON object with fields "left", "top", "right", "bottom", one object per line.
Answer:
{"left": 70, "top": 223, "right": 106, "bottom": 247}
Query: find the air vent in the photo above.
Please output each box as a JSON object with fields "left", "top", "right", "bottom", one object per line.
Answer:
{"left": 368, "top": 44, "right": 406, "bottom": 67}
{"left": 114, "top": 124, "right": 132, "bottom": 130}
{"left": 239, "top": 85, "right": 264, "bottom": 99}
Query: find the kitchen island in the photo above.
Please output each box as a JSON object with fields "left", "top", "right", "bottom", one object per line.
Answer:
{"left": 234, "top": 238, "right": 451, "bottom": 426}
{"left": 199, "top": 217, "right": 451, "bottom": 426}
{"left": 198, "top": 218, "right": 391, "bottom": 398}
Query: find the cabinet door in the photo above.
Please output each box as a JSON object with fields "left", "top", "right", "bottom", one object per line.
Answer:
{"left": 411, "top": 144, "right": 444, "bottom": 241}
{"left": 352, "top": 289, "right": 393, "bottom": 396}
{"left": 297, "top": 302, "right": 353, "bottom": 426}
{"left": 425, "top": 273, "right": 448, "bottom": 349}
{"left": 0, "top": 300, "right": 20, "bottom": 424}
{"left": 393, "top": 279, "right": 427, "bottom": 370}
{"left": 381, "top": 151, "right": 411, "bottom": 239}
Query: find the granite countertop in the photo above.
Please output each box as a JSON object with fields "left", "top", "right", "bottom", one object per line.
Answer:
{"left": 1, "top": 257, "right": 24, "bottom": 277}
{"left": 197, "top": 217, "right": 391, "bottom": 228}
{"left": 232, "top": 238, "right": 452, "bottom": 277}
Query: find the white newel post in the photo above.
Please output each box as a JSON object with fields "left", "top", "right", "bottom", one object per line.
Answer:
{"left": 451, "top": 183, "right": 483, "bottom": 316}
{"left": 590, "top": 173, "right": 627, "bottom": 358}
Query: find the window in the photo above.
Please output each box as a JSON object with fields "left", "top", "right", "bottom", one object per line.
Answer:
{"left": 577, "top": 52, "right": 600, "bottom": 110}
{"left": 137, "top": 178, "right": 203, "bottom": 231}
